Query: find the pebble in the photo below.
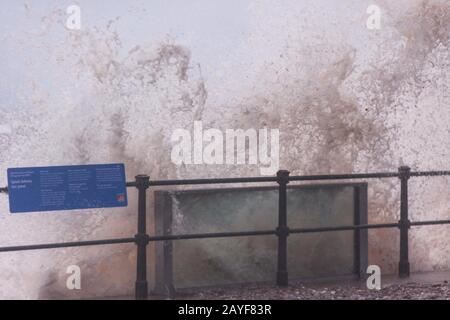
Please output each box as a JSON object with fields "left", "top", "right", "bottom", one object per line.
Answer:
{"left": 171, "top": 281, "right": 450, "bottom": 300}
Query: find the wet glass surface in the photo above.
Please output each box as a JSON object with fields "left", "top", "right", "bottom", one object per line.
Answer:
{"left": 168, "top": 186, "right": 355, "bottom": 288}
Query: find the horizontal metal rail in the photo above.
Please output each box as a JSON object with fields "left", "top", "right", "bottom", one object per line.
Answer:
{"left": 0, "top": 237, "right": 135, "bottom": 253}
{"left": 410, "top": 219, "right": 450, "bottom": 227}
{"left": 3, "top": 170, "right": 450, "bottom": 191}
{"left": 2, "top": 219, "right": 449, "bottom": 253}
{"left": 289, "top": 172, "right": 400, "bottom": 181}
{"left": 148, "top": 176, "right": 277, "bottom": 186}
{"left": 129, "top": 170, "right": 450, "bottom": 187}
{"left": 411, "top": 171, "right": 450, "bottom": 177}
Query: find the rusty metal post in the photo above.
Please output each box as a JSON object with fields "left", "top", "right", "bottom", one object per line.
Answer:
{"left": 135, "top": 175, "right": 150, "bottom": 299}
{"left": 398, "top": 166, "right": 411, "bottom": 278}
{"left": 276, "top": 170, "right": 290, "bottom": 286}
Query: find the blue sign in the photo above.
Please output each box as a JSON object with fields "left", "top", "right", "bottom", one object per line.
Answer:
{"left": 7, "top": 163, "right": 128, "bottom": 213}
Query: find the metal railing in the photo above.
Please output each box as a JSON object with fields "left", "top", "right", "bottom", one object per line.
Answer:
{"left": 1, "top": 166, "right": 450, "bottom": 299}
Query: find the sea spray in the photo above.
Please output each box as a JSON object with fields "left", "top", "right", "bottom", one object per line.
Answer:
{"left": 0, "top": 0, "right": 449, "bottom": 298}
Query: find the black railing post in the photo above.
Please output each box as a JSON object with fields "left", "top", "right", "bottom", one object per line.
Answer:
{"left": 398, "top": 166, "right": 411, "bottom": 278}
{"left": 276, "top": 170, "right": 290, "bottom": 286}
{"left": 135, "top": 174, "right": 150, "bottom": 300}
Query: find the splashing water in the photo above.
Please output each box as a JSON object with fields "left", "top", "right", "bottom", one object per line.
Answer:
{"left": 0, "top": 0, "right": 449, "bottom": 298}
